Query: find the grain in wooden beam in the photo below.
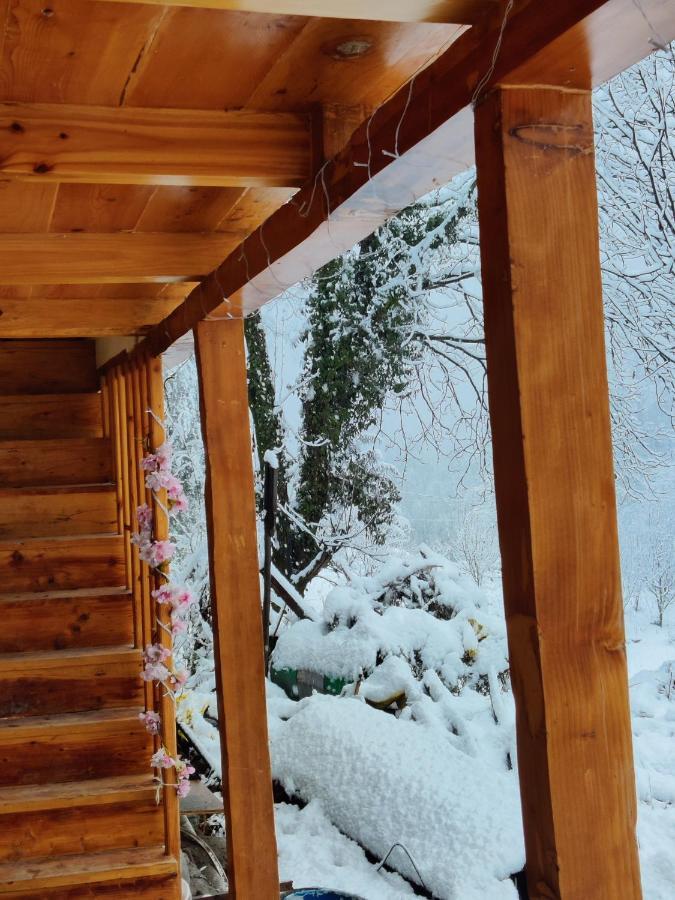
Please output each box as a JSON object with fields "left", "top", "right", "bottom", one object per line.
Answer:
{"left": 96, "top": 0, "right": 497, "bottom": 25}
{"left": 0, "top": 104, "right": 312, "bottom": 188}
{"left": 142, "top": 0, "right": 675, "bottom": 356}
{"left": 194, "top": 317, "right": 279, "bottom": 898}
{"left": 475, "top": 85, "right": 641, "bottom": 899}
{"left": 0, "top": 298, "right": 180, "bottom": 337}
{"left": 0, "top": 233, "right": 242, "bottom": 283}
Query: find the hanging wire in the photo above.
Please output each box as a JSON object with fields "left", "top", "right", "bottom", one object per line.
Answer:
{"left": 471, "top": 0, "right": 515, "bottom": 108}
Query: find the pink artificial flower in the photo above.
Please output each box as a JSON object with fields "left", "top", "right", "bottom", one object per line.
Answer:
{"left": 153, "top": 540, "right": 176, "bottom": 565}
{"left": 150, "top": 747, "right": 175, "bottom": 769}
{"left": 176, "top": 779, "right": 192, "bottom": 798}
{"left": 142, "top": 662, "right": 171, "bottom": 683}
{"left": 136, "top": 503, "right": 153, "bottom": 533}
{"left": 171, "top": 615, "right": 188, "bottom": 636}
{"left": 145, "top": 469, "right": 170, "bottom": 493}
{"left": 143, "top": 540, "right": 175, "bottom": 568}
{"left": 144, "top": 643, "right": 171, "bottom": 664}
{"left": 139, "top": 710, "right": 161, "bottom": 734}
{"left": 155, "top": 441, "right": 172, "bottom": 471}
{"left": 169, "top": 493, "right": 189, "bottom": 513}
{"left": 136, "top": 538, "right": 154, "bottom": 564}
{"left": 152, "top": 584, "right": 175, "bottom": 606}
{"left": 175, "top": 757, "right": 195, "bottom": 778}
{"left": 140, "top": 453, "right": 159, "bottom": 472}
{"left": 173, "top": 588, "right": 195, "bottom": 611}
{"left": 170, "top": 669, "right": 188, "bottom": 689}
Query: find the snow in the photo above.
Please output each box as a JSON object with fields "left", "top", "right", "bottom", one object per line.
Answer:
{"left": 272, "top": 695, "right": 523, "bottom": 900}
{"left": 177, "top": 551, "right": 675, "bottom": 900}
{"left": 277, "top": 801, "right": 416, "bottom": 899}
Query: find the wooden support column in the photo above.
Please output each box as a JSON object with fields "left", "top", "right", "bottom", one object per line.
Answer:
{"left": 194, "top": 316, "right": 279, "bottom": 899}
{"left": 474, "top": 85, "right": 641, "bottom": 899}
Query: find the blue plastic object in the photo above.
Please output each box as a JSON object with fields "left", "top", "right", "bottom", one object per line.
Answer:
{"left": 281, "top": 891, "right": 366, "bottom": 900}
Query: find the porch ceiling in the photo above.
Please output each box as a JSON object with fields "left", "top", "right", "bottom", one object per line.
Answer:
{"left": 0, "top": 0, "right": 470, "bottom": 338}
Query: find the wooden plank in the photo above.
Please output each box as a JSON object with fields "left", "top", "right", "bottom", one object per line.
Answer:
{"left": 0, "top": 103, "right": 312, "bottom": 187}
{"left": 0, "top": 794, "right": 163, "bottom": 863}
{"left": 0, "top": 647, "right": 143, "bottom": 718}
{"left": 0, "top": 846, "right": 177, "bottom": 893}
{"left": 0, "top": 0, "right": 168, "bottom": 107}
{"left": 142, "top": 0, "right": 675, "bottom": 355}
{"left": 0, "top": 437, "right": 113, "bottom": 487}
{"left": 0, "top": 339, "right": 98, "bottom": 394}
{"left": 0, "top": 708, "right": 153, "bottom": 786}
{"left": 474, "top": 85, "right": 641, "bottom": 899}
{"left": 0, "top": 485, "right": 117, "bottom": 539}
{"left": 0, "top": 590, "right": 133, "bottom": 653}
{"left": 0, "top": 297, "right": 181, "bottom": 338}
{"left": 0, "top": 393, "right": 102, "bottom": 439}
{"left": 97, "top": 0, "right": 496, "bottom": 25}
{"left": 0, "top": 233, "right": 243, "bottom": 284}
{"left": 0, "top": 533, "right": 126, "bottom": 592}
{"left": 194, "top": 316, "right": 279, "bottom": 897}
{"left": 0, "top": 773, "right": 156, "bottom": 814}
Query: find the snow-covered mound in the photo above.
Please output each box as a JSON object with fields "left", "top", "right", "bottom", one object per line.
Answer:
{"left": 272, "top": 550, "right": 508, "bottom": 689}
{"left": 272, "top": 695, "right": 524, "bottom": 900}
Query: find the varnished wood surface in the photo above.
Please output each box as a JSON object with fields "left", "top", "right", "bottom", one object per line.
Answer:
{"left": 0, "top": 845, "right": 178, "bottom": 893}
{"left": 0, "top": 103, "right": 312, "bottom": 187}
{"left": 0, "top": 646, "right": 143, "bottom": 717}
{"left": 0, "top": 590, "right": 133, "bottom": 652}
{"left": 195, "top": 317, "right": 279, "bottom": 898}
{"left": 0, "top": 485, "right": 117, "bottom": 539}
{"left": 0, "top": 533, "right": 126, "bottom": 593}
{"left": 0, "top": 707, "right": 153, "bottom": 785}
{"left": 475, "top": 85, "right": 641, "bottom": 899}
{"left": 0, "top": 298, "right": 182, "bottom": 337}
{"left": 0, "top": 393, "right": 102, "bottom": 439}
{"left": 0, "top": 437, "right": 113, "bottom": 487}
{"left": 0, "top": 340, "right": 98, "bottom": 394}
{"left": 0, "top": 233, "right": 243, "bottom": 283}
{"left": 0, "top": 0, "right": 461, "bottom": 332}
{"left": 144, "top": 0, "right": 675, "bottom": 354}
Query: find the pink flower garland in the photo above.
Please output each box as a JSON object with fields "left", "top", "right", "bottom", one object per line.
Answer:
{"left": 133, "top": 436, "right": 196, "bottom": 799}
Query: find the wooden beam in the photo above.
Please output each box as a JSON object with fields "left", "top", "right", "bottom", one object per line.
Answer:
{"left": 142, "top": 0, "right": 675, "bottom": 355}
{"left": 475, "top": 85, "right": 641, "bottom": 899}
{"left": 0, "top": 298, "right": 180, "bottom": 337}
{"left": 96, "top": 0, "right": 497, "bottom": 25}
{"left": 0, "top": 234, "right": 242, "bottom": 283}
{"left": 194, "top": 317, "right": 279, "bottom": 899}
{"left": 0, "top": 103, "right": 312, "bottom": 188}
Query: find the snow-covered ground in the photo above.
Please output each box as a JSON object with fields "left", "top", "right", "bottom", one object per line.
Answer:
{"left": 179, "top": 555, "right": 674, "bottom": 900}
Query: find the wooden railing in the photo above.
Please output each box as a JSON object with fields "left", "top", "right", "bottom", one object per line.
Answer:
{"left": 100, "top": 351, "right": 181, "bottom": 868}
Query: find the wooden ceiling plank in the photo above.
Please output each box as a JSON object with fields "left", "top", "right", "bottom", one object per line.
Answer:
{"left": 50, "top": 185, "right": 156, "bottom": 233}
{"left": 96, "top": 1, "right": 497, "bottom": 26}
{"left": 0, "top": 233, "right": 243, "bottom": 283}
{"left": 140, "top": 0, "right": 675, "bottom": 356}
{"left": 134, "top": 187, "right": 247, "bottom": 233}
{"left": 0, "top": 297, "right": 181, "bottom": 337}
{"left": 0, "top": 0, "right": 168, "bottom": 105}
{"left": 0, "top": 103, "right": 312, "bottom": 187}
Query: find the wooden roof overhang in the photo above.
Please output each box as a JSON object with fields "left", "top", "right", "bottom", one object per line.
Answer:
{"left": 1, "top": 0, "right": 670, "bottom": 347}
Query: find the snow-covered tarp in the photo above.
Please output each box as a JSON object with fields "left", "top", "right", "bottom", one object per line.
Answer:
{"left": 272, "top": 695, "right": 523, "bottom": 900}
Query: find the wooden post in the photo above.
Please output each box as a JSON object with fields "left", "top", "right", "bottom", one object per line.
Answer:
{"left": 474, "top": 85, "right": 642, "bottom": 899}
{"left": 194, "top": 316, "right": 280, "bottom": 899}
